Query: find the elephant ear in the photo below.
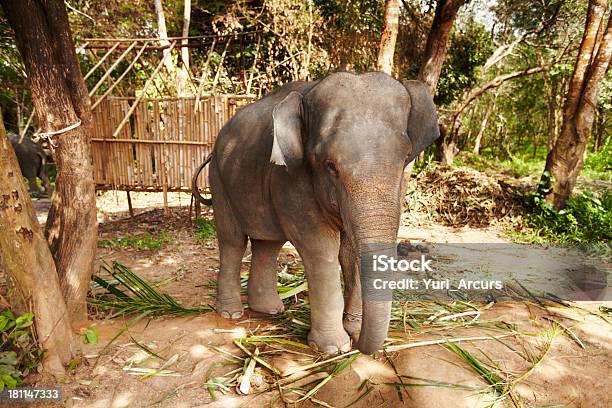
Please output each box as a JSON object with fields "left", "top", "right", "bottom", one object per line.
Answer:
{"left": 402, "top": 80, "right": 440, "bottom": 162}
{"left": 270, "top": 91, "right": 304, "bottom": 168}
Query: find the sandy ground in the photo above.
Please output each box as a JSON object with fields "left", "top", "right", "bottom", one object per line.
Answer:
{"left": 12, "top": 192, "right": 612, "bottom": 407}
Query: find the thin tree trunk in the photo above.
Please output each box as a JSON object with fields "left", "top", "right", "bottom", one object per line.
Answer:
{"left": 178, "top": 0, "right": 191, "bottom": 95}
{"left": 542, "top": 69, "right": 559, "bottom": 153}
{"left": 592, "top": 104, "right": 604, "bottom": 152}
{"left": 0, "top": 114, "right": 77, "bottom": 376}
{"left": 473, "top": 94, "right": 496, "bottom": 154}
{"left": 542, "top": 0, "right": 612, "bottom": 209}
{"left": 377, "top": 0, "right": 400, "bottom": 75}
{"left": 2, "top": 0, "right": 98, "bottom": 324}
{"left": 155, "top": 0, "right": 176, "bottom": 85}
{"left": 417, "top": 0, "right": 467, "bottom": 94}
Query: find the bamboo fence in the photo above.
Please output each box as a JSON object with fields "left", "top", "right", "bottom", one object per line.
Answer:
{"left": 91, "top": 95, "right": 254, "bottom": 196}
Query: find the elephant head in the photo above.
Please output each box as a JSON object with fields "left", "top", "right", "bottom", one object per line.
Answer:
{"left": 270, "top": 72, "right": 439, "bottom": 354}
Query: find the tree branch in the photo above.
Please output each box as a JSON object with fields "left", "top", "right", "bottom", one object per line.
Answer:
{"left": 447, "top": 62, "right": 557, "bottom": 133}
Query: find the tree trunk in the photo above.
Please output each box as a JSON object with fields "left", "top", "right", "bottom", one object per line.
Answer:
{"left": 417, "top": 0, "right": 467, "bottom": 94}
{"left": 418, "top": 0, "right": 467, "bottom": 164}
{"left": 178, "top": 0, "right": 191, "bottom": 95}
{"left": 473, "top": 93, "right": 496, "bottom": 154}
{"left": 0, "top": 114, "right": 77, "bottom": 376}
{"left": 2, "top": 0, "right": 98, "bottom": 324}
{"left": 542, "top": 0, "right": 612, "bottom": 209}
{"left": 377, "top": 0, "right": 400, "bottom": 75}
{"left": 593, "top": 104, "right": 605, "bottom": 152}
{"left": 155, "top": 0, "right": 177, "bottom": 85}
{"left": 543, "top": 69, "right": 559, "bottom": 153}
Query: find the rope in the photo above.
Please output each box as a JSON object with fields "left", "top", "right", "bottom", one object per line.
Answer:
{"left": 33, "top": 120, "right": 82, "bottom": 147}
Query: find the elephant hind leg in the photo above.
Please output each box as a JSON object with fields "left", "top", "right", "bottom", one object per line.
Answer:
{"left": 37, "top": 157, "right": 51, "bottom": 194}
{"left": 25, "top": 173, "right": 40, "bottom": 194}
{"left": 211, "top": 165, "right": 247, "bottom": 319}
{"left": 216, "top": 235, "right": 247, "bottom": 319}
{"left": 247, "top": 239, "right": 285, "bottom": 315}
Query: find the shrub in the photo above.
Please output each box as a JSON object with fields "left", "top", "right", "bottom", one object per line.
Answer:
{"left": 194, "top": 218, "right": 216, "bottom": 244}
{"left": 523, "top": 178, "right": 611, "bottom": 243}
{"left": 0, "top": 311, "right": 42, "bottom": 391}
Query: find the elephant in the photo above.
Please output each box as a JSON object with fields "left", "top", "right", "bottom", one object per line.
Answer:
{"left": 8, "top": 133, "right": 51, "bottom": 195}
{"left": 193, "top": 72, "right": 439, "bottom": 355}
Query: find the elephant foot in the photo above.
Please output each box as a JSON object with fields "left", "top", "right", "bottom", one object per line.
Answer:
{"left": 308, "top": 328, "right": 351, "bottom": 354}
{"left": 343, "top": 312, "right": 362, "bottom": 343}
{"left": 248, "top": 293, "right": 285, "bottom": 315}
{"left": 216, "top": 297, "right": 244, "bottom": 319}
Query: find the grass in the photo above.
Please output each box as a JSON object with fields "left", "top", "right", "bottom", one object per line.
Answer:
{"left": 453, "top": 151, "right": 545, "bottom": 179}
{"left": 88, "top": 262, "right": 591, "bottom": 407}
{"left": 90, "top": 262, "right": 212, "bottom": 317}
{"left": 98, "top": 230, "right": 172, "bottom": 250}
{"left": 454, "top": 144, "right": 611, "bottom": 182}
{"left": 194, "top": 218, "right": 216, "bottom": 244}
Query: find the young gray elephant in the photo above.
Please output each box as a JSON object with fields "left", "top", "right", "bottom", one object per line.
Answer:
{"left": 8, "top": 133, "right": 51, "bottom": 194}
{"left": 194, "top": 72, "right": 439, "bottom": 354}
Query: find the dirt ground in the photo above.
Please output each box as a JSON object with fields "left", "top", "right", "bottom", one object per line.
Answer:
{"left": 15, "top": 192, "right": 612, "bottom": 407}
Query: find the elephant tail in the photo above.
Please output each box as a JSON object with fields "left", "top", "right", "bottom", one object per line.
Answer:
{"left": 192, "top": 154, "right": 213, "bottom": 206}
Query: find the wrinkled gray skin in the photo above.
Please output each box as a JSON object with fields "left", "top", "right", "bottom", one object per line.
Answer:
{"left": 209, "top": 72, "right": 439, "bottom": 355}
{"left": 8, "top": 133, "right": 51, "bottom": 194}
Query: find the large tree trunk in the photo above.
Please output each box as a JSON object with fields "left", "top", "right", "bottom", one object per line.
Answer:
{"left": 2, "top": 0, "right": 98, "bottom": 324}
{"left": 418, "top": 0, "right": 467, "bottom": 164}
{"left": 377, "top": 0, "right": 400, "bottom": 75}
{"left": 417, "top": 0, "right": 467, "bottom": 93}
{"left": 0, "top": 114, "right": 77, "bottom": 376}
{"left": 542, "top": 0, "right": 612, "bottom": 209}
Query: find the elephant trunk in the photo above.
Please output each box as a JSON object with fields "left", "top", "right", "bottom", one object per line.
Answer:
{"left": 355, "top": 235, "right": 396, "bottom": 355}
{"left": 345, "top": 183, "right": 401, "bottom": 355}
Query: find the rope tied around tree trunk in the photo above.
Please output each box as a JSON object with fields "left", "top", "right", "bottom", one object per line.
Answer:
{"left": 33, "top": 120, "right": 82, "bottom": 147}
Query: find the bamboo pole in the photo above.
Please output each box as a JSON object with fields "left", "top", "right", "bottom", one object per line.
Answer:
{"left": 246, "top": 34, "right": 261, "bottom": 95}
{"left": 194, "top": 38, "right": 217, "bottom": 112}
{"left": 83, "top": 42, "right": 120, "bottom": 80}
{"left": 91, "top": 42, "right": 149, "bottom": 109}
{"left": 83, "top": 31, "right": 262, "bottom": 43}
{"left": 89, "top": 41, "right": 137, "bottom": 97}
{"left": 211, "top": 38, "right": 231, "bottom": 94}
{"left": 112, "top": 41, "right": 177, "bottom": 138}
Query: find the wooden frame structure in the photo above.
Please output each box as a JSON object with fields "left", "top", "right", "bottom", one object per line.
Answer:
{"left": 80, "top": 33, "right": 261, "bottom": 212}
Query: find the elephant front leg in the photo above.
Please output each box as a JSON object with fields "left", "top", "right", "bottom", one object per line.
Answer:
{"left": 339, "top": 232, "right": 362, "bottom": 343}
{"left": 298, "top": 239, "right": 350, "bottom": 354}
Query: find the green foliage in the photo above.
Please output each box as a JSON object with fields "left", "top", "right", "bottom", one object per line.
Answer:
{"left": 0, "top": 310, "right": 42, "bottom": 391}
{"left": 194, "top": 218, "right": 216, "bottom": 244}
{"left": 98, "top": 230, "right": 172, "bottom": 251}
{"left": 454, "top": 151, "right": 545, "bottom": 178}
{"left": 523, "top": 176, "right": 611, "bottom": 243}
{"left": 436, "top": 19, "right": 494, "bottom": 106}
{"left": 583, "top": 142, "right": 612, "bottom": 181}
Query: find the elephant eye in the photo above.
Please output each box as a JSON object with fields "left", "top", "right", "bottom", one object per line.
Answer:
{"left": 325, "top": 160, "right": 338, "bottom": 176}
